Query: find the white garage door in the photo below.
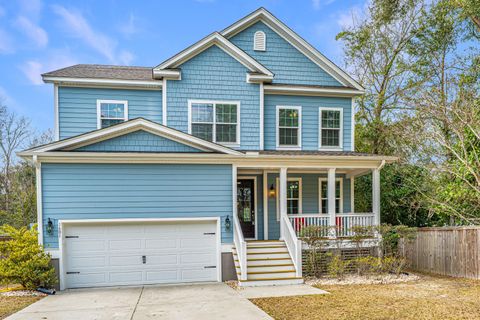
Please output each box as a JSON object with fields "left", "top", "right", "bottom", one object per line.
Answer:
{"left": 63, "top": 220, "right": 218, "bottom": 289}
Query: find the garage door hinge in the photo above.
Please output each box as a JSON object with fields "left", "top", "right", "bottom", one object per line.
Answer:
{"left": 203, "top": 232, "right": 215, "bottom": 235}
{"left": 65, "top": 236, "right": 79, "bottom": 239}
{"left": 204, "top": 266, "right": 216, "bottom": 269}
{"left": 66, "top": 272, "right": 80, "bottom": 274}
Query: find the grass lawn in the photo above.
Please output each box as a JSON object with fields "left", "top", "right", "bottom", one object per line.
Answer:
{"left": 251, "top": 274, "right": 480, "bottom": 320}
{"left": 0, "top": 286, "right": 43, "bottom": 320}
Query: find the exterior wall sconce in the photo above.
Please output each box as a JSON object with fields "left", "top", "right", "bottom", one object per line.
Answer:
{"left": 46, "top": 218, "right": 54, "bottom": 235}
{"left": 225, "top": 215, "right": 231, "bottom": 231}
{"left": 269, "top": 184, "right": 276, "bottom": 198}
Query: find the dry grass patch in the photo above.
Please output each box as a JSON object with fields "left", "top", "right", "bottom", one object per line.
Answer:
{"left": 251, "top": 275, "right": 480, "bottom": 320}
{"left": 0, "top": 295, "right": 42, "bottom": 319}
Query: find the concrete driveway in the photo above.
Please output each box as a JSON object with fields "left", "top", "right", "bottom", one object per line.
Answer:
{"left": 6, "top": 283, "right": 272, "bottom": 320}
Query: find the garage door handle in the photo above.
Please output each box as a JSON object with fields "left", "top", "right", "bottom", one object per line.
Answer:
{"left": 204, "top": 233, "right": 215, "bottom": 235}
{"left": 204, "top": 266, "right": 216, "bottom": 269}
{"left": 142, "top": 255, "right": 146, "bottom": 264}
{"left": 66, "top": 272, "right": 80, "bottom": 275}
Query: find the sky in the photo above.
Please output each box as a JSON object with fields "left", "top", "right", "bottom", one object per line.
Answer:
{"left": 0, "top": 0, "right": 366, "bottom": 134}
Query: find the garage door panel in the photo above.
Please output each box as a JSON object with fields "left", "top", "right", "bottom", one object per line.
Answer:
{"left": 145, "top": 239, "right": 177, "bottom": 249}
{"left": 64, "top": 220, "right": 218, "bottom": 289}
{"left": 108, "top": 239, "right": 142, "bottom": 250}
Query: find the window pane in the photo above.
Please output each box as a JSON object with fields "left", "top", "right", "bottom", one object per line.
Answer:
{"left": 321, "top": 129, "right": 340, "bottom": 147}
{"left": 279, "top": 109, "right": 299, "bottom": 127}
{"left": 101, "top": 119, "right": 123, "bottom": 128}
{"left": 192, "top": 103, "right": 213, "bottom": 122}
{"left": 335, "top": 199, "right": 340, "bottom": 213}
{"left": 321, "top": 110, "right": 340, "bottom": 129}
{"left": 336, "top": 181, "right": 341, "bottom": 198}
{"left": 287, "top": 181, "right": 299, "bottom": 198}
{"left": 192, "top": 123, "right": 213, "bottom": 141}
{"left": 101, "top": 103, "right": 124, "bottom": 119}
{"left": 287, "top": 200, "right": 299, "bottom": 214}
{"left": 216, "top": 104, "right": 237, "bottom": 123}
{"left": 279, "top": 128, "right": 298, "bottom": 145}
{"left": 216, "top": 124, "right": 236, "bottom": 143}
{"left": 321, "top": 199, "right": 327, "bottom": 214}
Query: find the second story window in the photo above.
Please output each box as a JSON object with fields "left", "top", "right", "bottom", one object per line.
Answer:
{"left": 97, "top": 100, "right": 128, "bottom": 129}
{"left": 189, "top": 100, "right": 240, "bottom": 145}
{"left": 319, "top": 107, "right": 343, "bottom": 149}
{"left": 277, "top": 106, "right": 301, "bottom": 149}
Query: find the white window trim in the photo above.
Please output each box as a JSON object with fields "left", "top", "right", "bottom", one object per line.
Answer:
{"left": 318, "top": 107, "right": 343, "bottom": 150}
{"left": 253, "top": 30, "right": 266, "bottom": 51}
{"left": 318, "top": 177, "right": 343, "bottom": 214}
{"left": 188, "top": 99, "right": 241, "bottom": 147}
{"left": 97, "top": 99, "right": 128, "bottom": 129}
{"left": 276, "top": 177, "right": 302, "bottom": 221}
{"left": 276, "top": 105, "right": 302, "bottom": 150}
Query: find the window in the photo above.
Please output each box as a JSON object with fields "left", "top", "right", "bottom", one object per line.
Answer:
{"left": 254, "top": 31, "right": 266, "bottom": 51}
{"left": 319, "top": 178, "right": 343, "bottom": 214}
{"left": 277, "top": 106, "right": 301, "bottom": 149}
{"left": 189, "top": 100, "right": 240, "bottom": 145}
{"left": 276, "top": 178, "right": 302, "bottom": 220}
{"left": 319, "top": 107, "right": 342, "bottom": 149}
{"left": 97, "top": 100, "right": 128, "bottom": 129}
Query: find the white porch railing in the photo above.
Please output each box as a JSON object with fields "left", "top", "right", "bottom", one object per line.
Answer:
{"left": 288, "top": 213, "right": 376, "bottom": 238}
{"left": 233, "top": 214, "right": 247, "bottom": 281}
{"left": 281, "top": 214, "right": 303, "bottom": 277}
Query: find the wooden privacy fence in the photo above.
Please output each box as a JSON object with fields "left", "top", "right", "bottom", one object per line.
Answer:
{"left": 400, "top": 227, "right": 480, "bottom": 279}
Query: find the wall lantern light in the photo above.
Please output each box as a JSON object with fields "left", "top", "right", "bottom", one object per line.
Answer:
{"left": 269, "top": 184, "right": 276, "bottom": 198}
{"left": 46, "top": 218, "right": 54, "bottom": 235}
{"left": 225, "top": 215, "right": 231, "bottom": 231}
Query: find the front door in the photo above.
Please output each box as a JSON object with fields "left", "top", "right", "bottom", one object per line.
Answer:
{"left": 237, "top": 179, "right": 255, "bottom": 239}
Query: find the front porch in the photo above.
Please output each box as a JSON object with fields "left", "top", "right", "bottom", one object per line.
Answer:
{"left": 232, "top": 162, "right": 384, "bottom": 286}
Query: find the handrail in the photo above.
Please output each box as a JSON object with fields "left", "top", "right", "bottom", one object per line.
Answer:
{"left": 281, "top": 213, "right": 302, "bottom": 277}
{"left": 233, "top": 213, "right": 247, "bottom": 281}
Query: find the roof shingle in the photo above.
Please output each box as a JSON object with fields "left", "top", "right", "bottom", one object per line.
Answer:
{"left": 42, "top": 64, "right": 157, "bottom": 82}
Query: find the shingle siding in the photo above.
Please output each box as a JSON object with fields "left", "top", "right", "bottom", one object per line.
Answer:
{"left": 264, "top": 94, "right": 353, "bottom": 151}
{"left": 58, "top": 87, "right": 162, "bottom": 139}
{"left": 41, "top": 163, "right": 233, "bottom": 248}
{"left": 166, "top": 45, "right": 260, "bottom": 150}
{"left": 76, "top": 130, "right": 203, "bottom": 152}
{"left": 229, "top": 21, "right": 342, "bottom": 86}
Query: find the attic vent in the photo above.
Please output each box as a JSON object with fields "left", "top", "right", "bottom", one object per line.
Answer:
{"left": 254, "top": 31, "right": 266, "bottom": 51}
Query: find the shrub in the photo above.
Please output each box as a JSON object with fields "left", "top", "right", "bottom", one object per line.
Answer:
{"left": 376, "top": 224, "right": 417, "bottom": 257}
{"left": 326, "top": 252, "right": 350, "bottom": 280}
{"left": 354, "top": 256, "right": 381, "bottom": 276}
{"left": 0, "top": 225, "right": 57, "bottom": 290}
{"left": 300, "top": 225, "right": 329, "bottom": 277}
{"left": 380, "top": 256, "right": 408, "bottom": 275}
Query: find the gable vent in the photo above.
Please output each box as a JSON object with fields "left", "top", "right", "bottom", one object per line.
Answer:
{"left": 254, "top": 31, "right": 266, "bottom": 51}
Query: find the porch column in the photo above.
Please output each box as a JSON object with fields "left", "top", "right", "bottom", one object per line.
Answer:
{"left": 279, "top": 167, "right": 287, "bottom": 239}
{"left": 372, "top": 168, "right": 380, "bottom": 226}
{"left": 327, "top": 168, "right": 336, "bottom": 238}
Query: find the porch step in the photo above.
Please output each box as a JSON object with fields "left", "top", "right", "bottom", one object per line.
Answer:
{"left": 232, "top": 240, "right": 303, "bottom": 286}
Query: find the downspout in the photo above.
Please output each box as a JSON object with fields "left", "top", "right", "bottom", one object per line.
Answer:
{"left": 33, "top": 154, "right": 44, "bottom": 246}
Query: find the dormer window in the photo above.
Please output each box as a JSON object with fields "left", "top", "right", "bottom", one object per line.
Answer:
{"left": 254, "top": 31, "right": 266, "bottom": 51}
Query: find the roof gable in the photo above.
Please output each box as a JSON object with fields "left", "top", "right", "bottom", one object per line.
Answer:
{"left": 20, "top": 118, "right": 244, "bottom": 156}
{"left": 153, "top": 32, "right": 273, "bottom": 80}
{"left": 221, "top": 8, "right": 364, "bottom": 91}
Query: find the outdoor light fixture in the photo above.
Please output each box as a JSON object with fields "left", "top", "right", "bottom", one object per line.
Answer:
{"left": 269, "top": 184, "right": 276, "bottom": 198}
{"left": 46, "top": 218, "right": 54, "bottom": 235}
{"left": 225, "top": 215, "right": 231, "bottom": 231}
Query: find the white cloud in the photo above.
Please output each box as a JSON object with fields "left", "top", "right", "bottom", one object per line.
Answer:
{"left": 336, "top": 3, "right": 368, "bottom": 29}
{"left": 17, "top": 0, "right": 43, "bottom": 20}
{"left": 0, "top": 28, "right": 15, "bottom": 54}
{"left": 14, "top": 16, "right": 48, "bottom": 48}
{"left": 0, "top": 6, "right": 6, "bottom": 18}
{"left": 52, "top": 5, "right": 134, "bottom": 65}
{"left": 119, "top": 14, "right": 138, "bottom": 39}
{"left": 20, "top": 50, "right": 78, "bottom": 85}
{"left": 312, "top": 0, "right": 336, "bottom": 10}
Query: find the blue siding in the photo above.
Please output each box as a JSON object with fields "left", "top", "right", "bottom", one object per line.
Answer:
{"left": 267, "top": 173, "right": 351, "bottom": 240}
{"left": 76, "top": 130, "right": 203, "bottom": 153}
{"left": 264, "top": 95, "right": 352, "bottom": 151}
{"left": 41, "top": 163, "right": 233, "bottom": 248}
{"left": 167, "top": 45, "right": 260, "bottom": 150}
{"left": 229, "top": 21, "right": 342, "bottom": 86}
{"left": 58, "top": 87, "right": 162, "bottom": 139}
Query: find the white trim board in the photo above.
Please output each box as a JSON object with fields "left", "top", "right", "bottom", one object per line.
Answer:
{"left": 276, "top": 105, "right": 302, "bottom": 150}
{"left": 318, "top": 107, "right": 343, "bottom": 151}
{"left": 43, "top": 76, "right": 162, "bottom": 89}
{"left": 276, "top": 177, "right": 303, "bottom": 221}
{"left": 264, "top": 84, "right": 363, "bottom": 97}
{"left": 221, "top": 8, "right": 364, "bottom": 91}
{"left": 319, "top": 177, "right": 343, "bottom": 214}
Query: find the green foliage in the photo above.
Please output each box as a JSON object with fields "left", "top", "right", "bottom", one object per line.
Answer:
{"left": 376, "top": 224, "right": 417, "bottom": 257}
{"left": 326, "top": 253, "right": 351, "bottom": 280}
{"left": 0, "top": 225, "right": 57, "bottom": 289}
{"left": 354, "top": 256, "right": 408, "bottom": 276}
{"left": 300, "top": 225, "right": 330, "bottom": 277}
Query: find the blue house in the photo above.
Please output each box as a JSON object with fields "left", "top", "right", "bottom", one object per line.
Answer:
{"left": 19, "top": 8, "right": 396, "bottom": 289}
